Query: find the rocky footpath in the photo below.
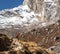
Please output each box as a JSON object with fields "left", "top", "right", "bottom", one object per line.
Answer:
{"left": 0, "top": 33, "right": 57, "bottom": 54}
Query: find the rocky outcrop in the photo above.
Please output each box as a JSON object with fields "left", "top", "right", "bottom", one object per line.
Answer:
{"left": 18, "top": 20, "right": 60, "bottom": 48}
{"left": 48, "top": 44, "right": 60, "bottom": 54}
{"left": 23, "top": 0, "right": 59, "bottom": 21}
{"left": 58, "top": 0, "right": 60, "bottom": 18}
{"left": 0, "top": 34, "right": 56, "bottom": 54}
{"left": 0, "top": 34, "right": 13, "bottom": 51}
{"left": 23, "top": 0, "right": 44, "bottom": 14}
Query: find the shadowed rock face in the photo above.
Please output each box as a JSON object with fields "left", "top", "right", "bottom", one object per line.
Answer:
{"left": 0, "top": 34, "right": 12, "bottom": 51}
{"left": 58, "top": 0, "right": 60, "bottom": 18}
{"left": 58, "top": 0, "right": 60, "bottom": 5}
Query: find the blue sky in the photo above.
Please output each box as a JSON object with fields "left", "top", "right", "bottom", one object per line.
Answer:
{"left": 0, "top": 0, "right": 23, "bottom": 10}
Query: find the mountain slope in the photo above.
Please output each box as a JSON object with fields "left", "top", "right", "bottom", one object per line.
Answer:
{"left": 0, "top": 0, "right": 60, "bottom": 36}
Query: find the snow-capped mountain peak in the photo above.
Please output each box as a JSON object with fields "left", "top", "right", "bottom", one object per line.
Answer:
{"left": 0, "top": 5, "right": 40, "bottom": 30}
{"left": 0, "top": 0, "right": 59, "bottom": 34}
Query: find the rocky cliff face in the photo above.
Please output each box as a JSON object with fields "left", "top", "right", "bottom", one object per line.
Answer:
{"left": 23, "top": 0, "right": 59, "bottom": 21}
{"left": 58, "top": 0, "right": 60, "bottom": 18}
{"left": 23, "top": 0, "right": 44, "bottom": 14}
{"left": 0, "top": 34, "right": 56, "bottom": 54}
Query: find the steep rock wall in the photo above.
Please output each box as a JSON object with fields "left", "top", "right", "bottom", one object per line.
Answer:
{"left": 23, "top": 0, "right": 44, "bottom": 13}
{"left": 23, "top": 0, "right": 59, "bottom": 21}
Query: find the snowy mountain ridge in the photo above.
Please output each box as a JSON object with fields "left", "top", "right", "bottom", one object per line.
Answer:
{"left": 0, "top": 1, "right": 59, "bottom": 34}
{"left": 0, "top": 5, "right": 40, "bottom": 28}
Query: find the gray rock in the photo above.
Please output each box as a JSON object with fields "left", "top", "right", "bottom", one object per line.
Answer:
{"left": 48, "top": 44, "right": 60, "bottom": 53}
{"left": 23, "top": 0, "right": 59, "bottom": 21}
{"left": 23, "top": 0, "right": 44, "bottom": 13}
